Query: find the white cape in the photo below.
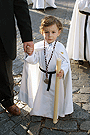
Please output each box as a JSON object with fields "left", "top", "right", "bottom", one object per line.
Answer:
{"left": 32, "top": 0, "right": 57, "bottom": 9}
{"left": 20, "top": 41, "right": 73, "bottom": 119}
{"left": 66, "top": 0, "right": 90, "bottom": 61}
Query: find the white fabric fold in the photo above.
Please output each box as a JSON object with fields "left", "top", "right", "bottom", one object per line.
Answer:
{"left": 32, "top": 0, "right": 57, "bottom": 9}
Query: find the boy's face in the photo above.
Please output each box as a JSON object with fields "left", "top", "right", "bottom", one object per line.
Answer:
{"left": 42, "top": 24, "right": 61, "bottom": 44}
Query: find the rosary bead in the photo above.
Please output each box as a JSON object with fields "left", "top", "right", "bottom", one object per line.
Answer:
{"left": 44, "top": 40, "right": 57, "bottom": 82}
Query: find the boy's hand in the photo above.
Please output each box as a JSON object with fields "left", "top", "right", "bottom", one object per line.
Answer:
{"left": 57, "top": 69, "right": 64, "bottom": 79}
{"left": 26, "top": 45, "right": 34, "bottom": 56}
{"left": 23, "top": 41, "right": 34, "bottom": 55}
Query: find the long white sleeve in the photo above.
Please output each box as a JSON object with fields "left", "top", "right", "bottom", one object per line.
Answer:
{"left": 25, "top": 51, "right": 40, "bottom": 64}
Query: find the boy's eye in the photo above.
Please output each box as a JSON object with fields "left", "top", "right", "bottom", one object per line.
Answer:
{"left": 45, "top": 31, "right": 49, "bottom": 33}
{"left": 52, "top": 31, "right": 55, "bottom": 33}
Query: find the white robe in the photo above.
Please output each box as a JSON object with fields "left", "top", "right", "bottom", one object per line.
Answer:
{"left": 66, "top": 0, "right": 90, "bottom": 61}
{"left": 20, "top": 40, "right": 73, "bottom": 119}
{"left": 32, "top": 0, "right": 57, "bottom": 9}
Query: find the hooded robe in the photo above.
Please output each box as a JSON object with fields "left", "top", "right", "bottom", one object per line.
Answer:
{"left": 66, "top": 0, "right": 90, "bottom": 61}
{"left": 20, "top": 40, "right": 73, "bottom": 119}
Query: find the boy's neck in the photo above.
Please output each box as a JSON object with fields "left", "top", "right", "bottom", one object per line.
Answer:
{"left": 45, "top": 40, "right": 56, "bottom": 45}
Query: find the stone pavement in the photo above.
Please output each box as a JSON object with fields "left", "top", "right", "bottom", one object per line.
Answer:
{"left": 0, "top": 0, "right": 90, "bottom": 134}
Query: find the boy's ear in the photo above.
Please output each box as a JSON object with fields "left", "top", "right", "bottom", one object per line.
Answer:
{"left": 41, "top": 32, "right": 43, "bottom": 35}
{"left": 41, "top": 30, "right": 44, "bottom": 35}
{"left": 58, "top": 30, "right": 61, "bottom": 36}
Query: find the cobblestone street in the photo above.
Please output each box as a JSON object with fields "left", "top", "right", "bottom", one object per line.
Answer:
{"left": 0, "top": 0, "right": 90, "bottom": 134}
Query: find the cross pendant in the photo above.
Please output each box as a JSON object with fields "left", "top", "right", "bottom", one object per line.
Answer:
{"left": 44, "top": 78, "right": 49, "bottom": 84}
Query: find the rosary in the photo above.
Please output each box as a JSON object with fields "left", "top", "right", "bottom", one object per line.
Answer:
{"left": 44, "top": 40, "right": 57, "bottom": 84}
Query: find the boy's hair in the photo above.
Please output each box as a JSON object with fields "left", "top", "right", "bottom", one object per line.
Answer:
{"left": 40, "top": 15, "right": 63, "bottom": 34}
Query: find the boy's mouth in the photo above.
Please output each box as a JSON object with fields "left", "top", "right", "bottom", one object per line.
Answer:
{"left": 48, "top": 39, "right": 52, "bottom": 40}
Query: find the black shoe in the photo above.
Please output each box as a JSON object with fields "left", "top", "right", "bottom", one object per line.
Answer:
{"left": 6, "top": 104, "right": 21, "bottom": 116}
{"left": 78, "top": 60, "right": 84, "bottom": 65}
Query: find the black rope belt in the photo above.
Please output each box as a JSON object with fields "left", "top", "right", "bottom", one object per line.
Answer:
{"left": 79, "top": 10, "right": 90, "bottom": 16}
{"left": 79, "top": 10, "right": 90, "bottom": 60}
{"left": 39, "top": 66, "right": 56, "bottom": 91}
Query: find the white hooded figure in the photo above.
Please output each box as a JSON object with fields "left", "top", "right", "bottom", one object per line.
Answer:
{"left": 32, "top": 0, "right": 57, "bottom": 9}
{"left": 66, "top": 0, "right": 90, "bottom": 64}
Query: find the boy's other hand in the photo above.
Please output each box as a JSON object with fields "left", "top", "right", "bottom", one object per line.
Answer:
{"left": 57, "top": 69, "right": 64, "bottom": 79}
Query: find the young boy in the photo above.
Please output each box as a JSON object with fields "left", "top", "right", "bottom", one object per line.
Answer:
{"left": 20, "top": 16, "right": 73, "bottom": 119}
{"left": 66, "top": 0, "right": 90, "bottom": 65}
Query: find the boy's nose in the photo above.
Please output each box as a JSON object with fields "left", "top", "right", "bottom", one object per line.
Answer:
{"left": 48, "top": 32, "right": 52, "bottom": 36}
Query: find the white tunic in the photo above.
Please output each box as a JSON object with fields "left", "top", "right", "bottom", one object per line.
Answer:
{"left": 32, "top": 0, "right": 57, "bottom": 9}
{"left": 66, "top": 0, "right": 90, "bottom": 61}
{"left": 20, "top": 40, "right": 73, "bottom": 119}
